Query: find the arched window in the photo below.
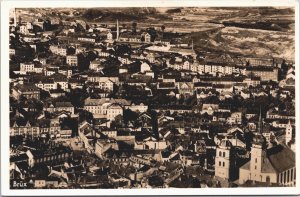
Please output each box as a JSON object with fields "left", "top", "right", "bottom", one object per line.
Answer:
{"left": 223, "top": 152, "right": 225, "bottom": 157}
{"left": 219, "top": 151, "right": 222, "bottom": 157}
{"left": 266, "top": 176, "right": 270, "bottom": 183}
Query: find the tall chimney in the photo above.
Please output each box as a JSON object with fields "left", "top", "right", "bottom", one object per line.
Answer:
{"left": 14, "top": 8, "right": 17, "bottom": 27}
{"left": 116, "top": 19, "right": 119, "bottom": 41}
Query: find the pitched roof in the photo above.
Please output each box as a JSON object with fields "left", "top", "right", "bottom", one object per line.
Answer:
{"left": 240, "top": 144, "right": 295, "bottom": 174}
{"left": 267, "top": 144, "right": 295, "bottom": 173}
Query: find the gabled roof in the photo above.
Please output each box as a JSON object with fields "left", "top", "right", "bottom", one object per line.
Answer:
{"left": 240, "top": 144, "right": 295, "bottom": 174}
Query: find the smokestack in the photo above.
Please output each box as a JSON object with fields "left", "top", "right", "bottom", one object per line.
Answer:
{"left": 116, "top": 19, "right": 119, "bottom": 41}
{"left": 14, "top": 8, "right": 17, "bottom": 27}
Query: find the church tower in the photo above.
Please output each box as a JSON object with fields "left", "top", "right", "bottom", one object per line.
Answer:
{"left": 215, "top": 138, "right": 232, "bottom": 180}
{"left": 285, "top": 120, "right": 292, "bottom": 145}
{"left": 249, "top": 134, "right": 266, "bottom": 182}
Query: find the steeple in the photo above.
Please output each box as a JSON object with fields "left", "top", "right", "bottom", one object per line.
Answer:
{"left": 258, "top": 106, "right": 263, "bottom": 133}
{"left": 285, "top": 119, "right": 292, "bottom": 145}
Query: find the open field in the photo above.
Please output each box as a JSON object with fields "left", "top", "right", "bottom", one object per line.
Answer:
{"left": 14, "top": 7, "right": 295, "bottom": 59}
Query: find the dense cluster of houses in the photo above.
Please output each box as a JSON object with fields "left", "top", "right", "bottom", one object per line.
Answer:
{"left": 9, "top": 12, "right": 295, "bottom": 189}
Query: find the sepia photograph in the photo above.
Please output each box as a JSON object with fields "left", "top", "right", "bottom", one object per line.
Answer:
{"left": 1, "top": 0, "right": 299, "bottom": 196}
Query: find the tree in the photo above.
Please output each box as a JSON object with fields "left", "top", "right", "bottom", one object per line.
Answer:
{"left": 132, "top": 22, "right": 137, "bottom": 33}
{"left": 115, "top": 44, "right": 131, "bottom": 56}
{"left": 111, "top": 115, "right": 124, "bottom": 128}
{"left": 79, "top": 110, "right": 94, "bottom": 124}
{"left": 67, "top": 88, "right": 89, "bottom": 108}
{"left": 67, "top": 47, "right": 76, "bottom": 55}
{"left": 169, "top": 56, "right": 176, "bottom": 65}
{"left": 123, "top": 109, "right": 138, "bottom": 125}
{"left": 77, "top": 53, "right": 90, "bottom": 72}
{"left": 244, "top": 130, "right": 254, "bottom": 150}
{"left": 161, "top": 25, "right": 165, "bottom": 38}
{"left": 40, "top": 90, "right": 50, "bottom": 100}
{"left": 146, "top": 27, "right": 157, "bottom": 42}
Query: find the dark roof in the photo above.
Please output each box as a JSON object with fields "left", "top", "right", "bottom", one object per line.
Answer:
{"left": 30, "top": 145, "right": 72, "bottom": 158}
{"left": 267, "top": 144, "right": 295, "bottom": 173}
{"left": 161, "top": 150, "right": 171, "bottom": 158}
{"left": 240, "top": 144, "right": 295, "bottom": 174}
{"left": 50, "top": 89, "right": 66, "bottom": 94}
{"left": 158, "top": 82, "right": 176, "bottom": 88}
{"left": 55, "top": 102, "right": 74, "bottom": 108}
{"left": 10, "top": 153, "right": 29, "bottom": 163}
{"left": 148, "top": 175, "right": 164, "bottom": 187}
{"left": 246, "top": 66, "right": 275, "bottom": 72}
{"left": 38, "top": 78, "right": 55, "bottom": 84}
{"left": 14, "top": 83, "right": 39, "bottom": 92}
{"left": 213, "top": 84, "right": 233, "bottom": 89}
{"left": 137, "top": 165, "right": 151, "bottom": 173}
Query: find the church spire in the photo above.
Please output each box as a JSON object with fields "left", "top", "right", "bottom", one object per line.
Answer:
{"left": 258, "top": 106, "right": 263, "bottom": 133}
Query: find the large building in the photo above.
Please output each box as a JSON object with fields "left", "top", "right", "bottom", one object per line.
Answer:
{"left": 11, "top": 83, "right": 40, "bottom": 100}
{"left": 245, "top": 66, "right": 278, "bottom": 82}
{"left": 239, "top": 133, "right": 295, "bottom": 186}
{"left": 215, "top": 139, "right": 234, "bottom": 180}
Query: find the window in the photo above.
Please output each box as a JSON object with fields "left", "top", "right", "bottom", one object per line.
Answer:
{"left": 223, "top": 152, "right": 226, "bottom": 157}
{"left": 219, "top": 161, "right": 221, "bottom": 166}
{"left": 255, "top": 158, "right": 257, "bottom": 163}
{"left": 255, "top": 165, "right": 257, "bottom": 170}
{"left": 223, "top": 162, "right": 225, "bottom": 167}
{"left": 284, "top": 171, "right": 286, "bottom": 183}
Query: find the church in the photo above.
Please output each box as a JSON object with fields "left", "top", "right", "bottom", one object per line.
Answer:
{"left": 238, "top": 113, "right": 296, "bottom": 186}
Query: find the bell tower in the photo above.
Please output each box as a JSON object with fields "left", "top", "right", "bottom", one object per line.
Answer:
{"left": 215, "top": 138, "right": 232, "bottom": 180}
{"left": 250, "top": 134, "right": 266, "bottom": 182}
{"left": 285, "top": 120, "right": 292, "bottom": 145}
